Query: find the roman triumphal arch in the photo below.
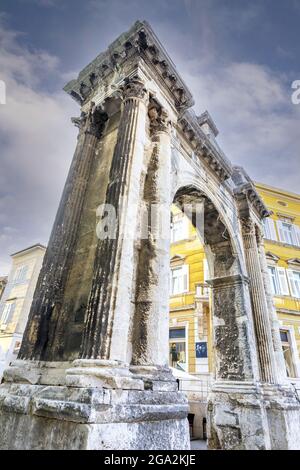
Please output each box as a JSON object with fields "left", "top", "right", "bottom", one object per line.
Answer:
{"left": 0, "top": 21, "right": 299, "bottom": 450}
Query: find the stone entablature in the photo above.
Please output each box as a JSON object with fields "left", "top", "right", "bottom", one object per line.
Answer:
{"left": 64, "top": 21, "right": 193, "bottom": 110}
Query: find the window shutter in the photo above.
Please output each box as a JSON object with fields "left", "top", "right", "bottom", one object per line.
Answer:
{"left": 277, "top": 221, "right": 285, "bottom": 243}
{"left": 287, "top": 270, "right": 297, "bottom": 297}
{"left": 267, "top": 266, "right": 276, "bottom": 295}
{"left": 269, "top": 219, "right": 277, "bottom": 241}
{"left": 263, "top": 218, "right": 277, "bottom": 241}
{"left": 182, "top": 265, "right": 189, "bottom": 292}
{"left": 294, "top": 225, "right": 300, "bottom": 247}
{"left": 277, "top": 267, "right": 290, "bottom": 295}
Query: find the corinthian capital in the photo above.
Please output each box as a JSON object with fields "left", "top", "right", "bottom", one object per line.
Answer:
{"left": 120, "top": 77, "right": 147, "bottom": 102}
{"left": 72, "top": 101, "right": 108, "bottom": 138}
{"left": 240, "top": 217, "right": 256, "bottom": 236}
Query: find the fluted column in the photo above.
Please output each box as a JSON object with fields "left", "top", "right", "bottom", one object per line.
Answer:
{"left": 257, "top": 229, "right": 287, "bottom": 383}
{"left": 132, "top": 112, "right": 172, "bottom": 366}
{"left": 19, "top": 103, "right": 107, "bottom": 360}
{"left": 241, "top": 217, "right": 278, "bottom": 383}
{"left": 81, "top": 78, "right": 148, "bottom": 360}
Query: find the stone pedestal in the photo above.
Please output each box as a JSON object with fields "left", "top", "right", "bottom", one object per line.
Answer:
{"left": 0, "top": 361, "right": 189, "bottom": 450}
{"left": 207, "top": 381, "right": 300, "bottom": 450}
{"left": 207, "top": 381, "right": 271, "bottom": 450}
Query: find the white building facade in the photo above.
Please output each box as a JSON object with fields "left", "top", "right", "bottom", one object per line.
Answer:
{"left": 0, "top": 244, "right": 45, "bottom": 379}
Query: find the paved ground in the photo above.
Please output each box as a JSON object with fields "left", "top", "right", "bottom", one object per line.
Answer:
{"left": 190, "top": 440, "right": 207, "bottom": 450}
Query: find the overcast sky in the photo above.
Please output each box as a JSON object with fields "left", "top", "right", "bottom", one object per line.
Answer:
{"left": 0, "top": 0, "right": 299, "bottom": 275}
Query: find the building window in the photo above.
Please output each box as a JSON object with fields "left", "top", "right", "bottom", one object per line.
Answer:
{"left": 169, "top": 327, "right": 187, "bottom": 372}
{"left": 280, "top": 329, "right": 296, "bottom": 378}
{"left": 170, "top": 265, "right": 189, "bottom": 295}
{"left": 263, "top": 218, "right": 277, "bottom": 241}
{"left": 268, "top": 266, "right": 290, "bottom": 296}
{"left": 287, "top": 270, "right": 300, "bottom": 298}
{"left": 268, "top": 266, "right": 280, "bottom": 295}
{"left": 13, "top": 265, "right": 28, "bottom": 285}
{"left": 277, "top": 221, "right": 300, "bottom": 247}
{"left": 171, "top": 216, "right": 189, "bottom": 243}
{"left": 0, "top": 302, "right": 15, "bottom": 325}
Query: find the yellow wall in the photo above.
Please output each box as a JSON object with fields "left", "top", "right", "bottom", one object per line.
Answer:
{"left": 170, "top": 206, "right": 207, "bottom": 374}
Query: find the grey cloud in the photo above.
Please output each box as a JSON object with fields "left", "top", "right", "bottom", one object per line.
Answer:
{"left": 0, "top": 2, "right": 299, "bottom": 274}
{"left": 0, "top": 19, "right": 78, "bottom": 275}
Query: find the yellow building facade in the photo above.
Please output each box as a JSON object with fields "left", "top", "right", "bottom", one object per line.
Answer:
{"left": 169, "top": 182, "right": 300, "bottom": 381}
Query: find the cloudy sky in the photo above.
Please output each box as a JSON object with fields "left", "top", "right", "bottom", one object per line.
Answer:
{"left": 0, "top": 0, "right": 299, "bottom": 275}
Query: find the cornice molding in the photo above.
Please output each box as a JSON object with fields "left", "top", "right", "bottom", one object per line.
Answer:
{"left": 233, "top": 168, "right": 270, "bottom": 219}
{"left": 178, "top": 110, "right": 233, "bottom": 181}
{"left": 63, "top": 20, "right": 194, "bottom": 111}
{"left": 287, "top": 258, "right": 300, "bottom": 267}
{"left": 265, "top": 251, "right": 280, "bottom": 262}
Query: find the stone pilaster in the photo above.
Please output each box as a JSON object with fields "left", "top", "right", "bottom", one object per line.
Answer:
{"left": 240, "top": 217, "right": 278, "bottom": 383}
{"left": 207, "top": 273, "right": 272, "bottom": 450}
{"left": 131, "top": 111, "right": 172, "bottom": 367}
{"left": 19, "top": 103, "right": 108, "bottom": 361}
{"left": 81, "top": 78, "right": 148, "bottom": 360}
{"left": 208, "top": 274, "right": 258, "bottom": 382}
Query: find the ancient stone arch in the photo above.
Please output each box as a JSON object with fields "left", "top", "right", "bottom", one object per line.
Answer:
{"left": 0, "top": 20, "right": 299, "bottom": 450}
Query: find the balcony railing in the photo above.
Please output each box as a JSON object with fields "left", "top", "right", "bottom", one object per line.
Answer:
{"left": 195, "top": 283, "right": 210, "bottom": 299}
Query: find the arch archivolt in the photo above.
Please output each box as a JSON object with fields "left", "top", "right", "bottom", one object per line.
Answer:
{"left": 171, "top": 151, "right": 247, "bottom": 277}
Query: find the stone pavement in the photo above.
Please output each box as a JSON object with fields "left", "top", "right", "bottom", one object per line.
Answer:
{"left": 190, "top": 440, "right": 207, "bottom": 450}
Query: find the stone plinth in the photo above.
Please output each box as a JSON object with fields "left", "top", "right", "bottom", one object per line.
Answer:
{"left": 0, "top": 360, "right": 189, "bottom": 450}
{"left": 207, "top": 380, "right": 300, "bottom": 450}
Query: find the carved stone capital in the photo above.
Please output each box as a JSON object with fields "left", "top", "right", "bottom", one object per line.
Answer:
{"left": 240, "top": 217, "right": 255, "bottom": 236}
{"left": 72, "top": 101, "right": 108, "bottom": 138}
{"left": 120, "top": 77, "right": 147, "bottom": 102}
{"left": 148, "top": 106, "right": 171, "bottom": 136}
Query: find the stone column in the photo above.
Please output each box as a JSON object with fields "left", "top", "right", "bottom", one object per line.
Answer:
{"left": 257, "top": 230, "right": 287, "bottom": 383}
{"left": 131, "top": 112, "right": 172, "bottom": 367}
{"left": 19, "top": 102, "right": 107, "bottom": 361}
{"left": 241, "top": 217, "right": 278, "bottom": 383}
{"left": 81, "top": 78, "right": 148, "bottom": 360}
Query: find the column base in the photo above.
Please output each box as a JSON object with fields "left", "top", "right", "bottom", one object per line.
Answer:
{"left": 207, "top": 381, "right": 300, "bottom": 450}
{"left": 0, "top": 360, "right": 190, "bottom": 450}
